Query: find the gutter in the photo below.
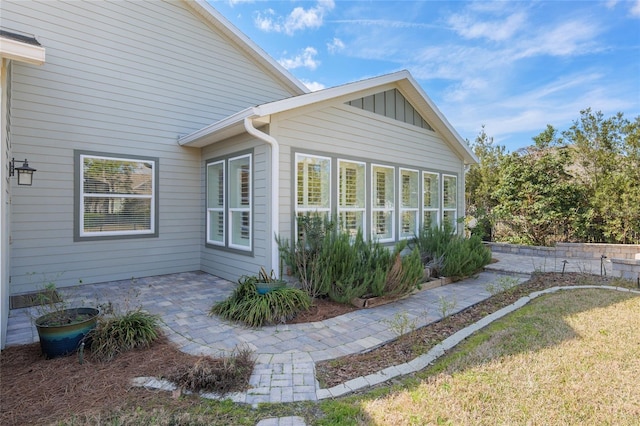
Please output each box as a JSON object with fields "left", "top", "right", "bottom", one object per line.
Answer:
{"left": 243, "top": 117, "right": 280, "bottom": 278}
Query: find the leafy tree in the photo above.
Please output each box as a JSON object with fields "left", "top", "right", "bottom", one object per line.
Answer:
{"left": 465, "top": 126, "right": 506, "bottom": 240}
{"left": 563, "top": 109, "right": 640, "bottom": 243}
{"left": 494, "top": 127, "right": 583, "bottom": 246}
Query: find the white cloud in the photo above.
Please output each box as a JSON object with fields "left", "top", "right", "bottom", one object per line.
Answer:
{"left": 278, "top": 47, "right": 320, "bottom": 70}
{"left": 302, "top": 80, "right": 326, "bottom": 92}
{"left": 513, "top": 20, "right": 601, "bottom": 58}
{"left": 631, "top": 0, "right": 640, "bottom": 17}
{"left": 254, "top": 0, "right": 335, "bottom": 35}
{"left": 448, "top": 12, "right": 526, "bottom": 42}
{"left": 327, "top": 37, "right": 345, "bottom": 54}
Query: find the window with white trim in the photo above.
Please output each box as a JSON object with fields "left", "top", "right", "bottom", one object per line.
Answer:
{"left": 206, "top": 153, "right": 252, "bottom": 251}
{"left": 79, "top": 153, "right": 156, "bottom": 238}
{"left": 338, "top": 159, "right": 366, "bottom": 236}
{"left": 443, "top": 174, "right": 457, "bottom": 228}
{"left": 206, "top": 161, "right": 225, "bottom": 245}
{"left": 295, "top": 154, "right": 331, "bottom": 233}
{"left": 372, "top": 164, "right": 395, "bottom": 242}
{"left": 423, "top": 171, "right": 439, "bottom": 229}
{"left": 400, "top": 168, "right": 419, "bottom": 239}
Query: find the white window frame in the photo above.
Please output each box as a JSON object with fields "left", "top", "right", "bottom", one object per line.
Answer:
{"left": 371, "top": 164, "right": 395, "bottom": 242}
{"left": 206, "top": 153, "right": 252, "bottom": 252}
{"left": 338, "top": 159, "right": 366, "bottom": 237}
{"left": 443, "top": 174, "right": 458, "bottom": 228}
{"left": 295, "top": 153, "right": 332, "bottom": 237}
{"left": 206, "top": 160, "right": 225, "bottom": 246}
{"left": 399, "top": 168, "right": 419, "bottom": 239}
{"left": 422, "top": 171, "right": 440, "bottom": 229}
{"left": 79, "top": 153, "right": 156, "bottom": 238}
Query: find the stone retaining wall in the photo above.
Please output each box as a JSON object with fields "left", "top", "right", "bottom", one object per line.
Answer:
{"left": 488, "top": 242, "right": 640, "bottom": 280}
{"left": 488, "top": 242, "right": 640, "bottom": 260}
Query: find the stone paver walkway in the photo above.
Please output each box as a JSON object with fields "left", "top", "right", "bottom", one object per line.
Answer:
{"left": 5, "top": 251, "right": 618, "bottom": 425}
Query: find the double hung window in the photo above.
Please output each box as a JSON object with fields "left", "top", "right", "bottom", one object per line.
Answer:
{"left": 78, "top": 153, "right": 156, "bottom": 238}
{"left": 400, "top": 168, "right": 419, "bottom": 238}
{"left": 442, "top": 174, "right": 458, "bottom": 228}
{"left": 372, "top": 165, "right": 394, "bottom": 242}
{"left": 206, "top": 153, "right": 252, "bottom": 251}
{"left": 295, "top": 154, "right": 331, "bottom": 230}
{"left": 423, "top": 171, "right": 439, "bottom": 229}
{"left": 338, "top": 160, "right": 366, "bottom": 236}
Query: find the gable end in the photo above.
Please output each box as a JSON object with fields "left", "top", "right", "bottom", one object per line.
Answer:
{"left": 346, "top": 89, "right": 434, "bottom": 131}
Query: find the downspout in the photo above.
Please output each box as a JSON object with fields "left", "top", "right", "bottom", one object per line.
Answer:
{"left": 243, "top": 117, "right": 280, "bottom": 277}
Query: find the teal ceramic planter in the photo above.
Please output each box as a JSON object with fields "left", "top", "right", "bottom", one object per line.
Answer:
{"left": 255, "top": 281, "right": 286, "bottom": 295}
{"left": 35, "top": 307, "right": 99, "bottom": 359}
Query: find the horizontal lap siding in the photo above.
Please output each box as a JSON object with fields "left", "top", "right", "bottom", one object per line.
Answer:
{"left": 275, "top": 104, "right": 465, "bottom": 238}
{"left": 4, "top": 0, "right": 293, "bottom": 293}
{"left": 200, "top": 135, "right": 270, "bottom": 282}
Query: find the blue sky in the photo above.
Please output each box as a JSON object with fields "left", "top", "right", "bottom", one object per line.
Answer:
{"left": 210, "top": 0, "right": 640, "bottom": 152}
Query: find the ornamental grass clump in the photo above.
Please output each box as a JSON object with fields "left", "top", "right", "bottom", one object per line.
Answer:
{"left": 210, "top": 273, "right": 311, "bottom": 327}
{"left": 89, "top": 309, "right": 161, "bottom": 362}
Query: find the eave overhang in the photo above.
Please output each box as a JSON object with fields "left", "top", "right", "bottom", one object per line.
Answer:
{"left": 179, "top": 70, "right": 478, "bottom": 165}
{"left": 0, "top": 30, "right": 45, "bottom": 65}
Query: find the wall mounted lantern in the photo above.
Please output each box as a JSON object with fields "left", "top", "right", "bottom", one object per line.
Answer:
{"left": 9, "top": 158, "right": 37, "bottom": 186}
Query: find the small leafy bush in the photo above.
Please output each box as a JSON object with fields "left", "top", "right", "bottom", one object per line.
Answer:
{"left": 166, "top": 347, "right": 255, "bottom": 394}
{"left": 413, "top": 223, "right": 492, "bottom": 278}
{"left": 89, "top": 309, "right": 161, "bottom": 361}
{"left": 210, "top": 274, "right": 311, "bottom": 327}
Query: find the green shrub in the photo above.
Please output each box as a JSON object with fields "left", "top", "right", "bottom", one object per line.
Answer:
{"left": 89, "top": 309, "right": 161, "bottom": 361}
{"left": 276, "top": 215, "right": 333, "bottom": 298}
{"left": 278, "top": 217, "right": 423, "bottom": 303}
{"left": 412, "top": 224, "right": 492, "bottom": 278}
{"left": 210, "top": 274, "right": 311, "bottom": 327}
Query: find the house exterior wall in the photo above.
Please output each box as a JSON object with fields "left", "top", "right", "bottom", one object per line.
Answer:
{"left": 2, "top": 0, "right": 295, "bottom": 294}
{"left": 1, "top": 59, "right": 11, "bottom": 348}
{"left": 200, "top": 132, "right": 273, "bottom": 281}
{"left": 273, "top": 102, "right": 466, "bottom": 241}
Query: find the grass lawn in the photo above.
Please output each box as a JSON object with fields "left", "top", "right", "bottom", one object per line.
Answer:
{"left": 319, "top": 288, "right": 640, "bottom": 425}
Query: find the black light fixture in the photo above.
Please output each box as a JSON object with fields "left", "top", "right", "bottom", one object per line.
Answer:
{"left": 9, "top": 158, "right": 37, "bottom": 186}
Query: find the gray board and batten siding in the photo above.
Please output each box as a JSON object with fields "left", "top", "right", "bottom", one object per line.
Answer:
{"left": 5, "top": 0, "right": 297, "bottom": 293}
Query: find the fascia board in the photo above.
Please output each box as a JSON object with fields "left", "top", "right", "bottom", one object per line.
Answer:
{"left": 0, "top": 36, "right": 45, "bottom": 65}
{"left": 186, "top": 0, "right": 308, "bottom": 95}
{"left": 178, "top": 107, "right": 256, "bottom": 147}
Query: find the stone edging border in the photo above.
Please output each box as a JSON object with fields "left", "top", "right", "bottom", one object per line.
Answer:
{"left": 131, "top": 285, "right": 640, "bottom": 403}
{"left": 317, "top": 285, "right": 640, "bottom": 399}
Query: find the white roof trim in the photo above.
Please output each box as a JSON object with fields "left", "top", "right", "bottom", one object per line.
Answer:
{"left": 185, "top": 0, "right": 308, "bottom": 95}
{"left": 0, "top": 35, "right": 45, "bottom": 65}
{"left": 179, "top": 70, "right": 478, "bottom": 164}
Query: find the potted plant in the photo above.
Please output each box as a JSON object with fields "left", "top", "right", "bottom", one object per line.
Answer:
{"left": 32, "top": 283, "right": 100, "bottom": 359}
{"left": 254, "top": 267, "right": 286, "bottom": 294}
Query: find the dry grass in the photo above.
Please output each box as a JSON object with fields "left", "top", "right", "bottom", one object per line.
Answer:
{"left": 360, "top": 289, "right": 640, "bottom": 425}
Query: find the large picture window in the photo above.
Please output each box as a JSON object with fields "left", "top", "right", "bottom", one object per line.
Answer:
{"left": 372, "top": 164, "right": 395, "bottom": 242}
{"left": 78, "top": 153, "right": 156, "bottom": 238}
{"left": 206, "top": 153, "right": 252, "bottom": 251}
{"left": 423, "top": 171, "right": 439, "bottom": 229}
{"left": 443, "top": 174, "right": 458, "bottom": 228}
{"left": 338, "top": 159, "right": 366, "bottom": 236}
{"left": 400, "top": 168, "right": 419, "bottom": 239}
